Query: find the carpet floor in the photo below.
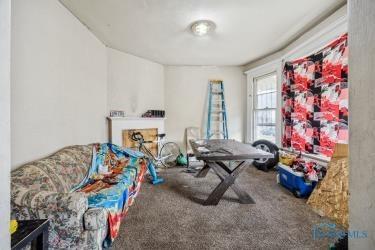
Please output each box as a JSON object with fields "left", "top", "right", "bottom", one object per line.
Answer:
{"left": 111, "top": 164, "right": 338, "bottom": 250}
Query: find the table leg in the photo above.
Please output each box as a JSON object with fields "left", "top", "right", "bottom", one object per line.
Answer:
{"left": 43, "top": 229, "right": 48, "bottom": 250}
{"left": 195, "top": 163, "right": 211, "bottom": 178}
{"left": 35, "top": 233, "right": 42, "bottom": 250}
{"left": 203, "top": 161, "right": 255, "bottom": 205}
{"left": 203, "top": 165, "right": 234, "bottom": 205}
{"left": 230, "top": 183, "right": 255, "bottom": 204}
{"left": 35, "top": 229, "right": 48, "bottom": 250}
{"left": 216, "top": 161, "right": 232, "bottom": 174}
{"left": 221, "top": 161, "right": 255, "bottom": 204}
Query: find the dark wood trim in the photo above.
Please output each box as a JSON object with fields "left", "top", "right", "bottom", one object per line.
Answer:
{"left": 11, "top": 220, "right": 49, "bottom": 250}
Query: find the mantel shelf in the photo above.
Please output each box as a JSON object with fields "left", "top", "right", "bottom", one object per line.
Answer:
{"left": 107, "top": 116, "right": 166, "bottom": 121}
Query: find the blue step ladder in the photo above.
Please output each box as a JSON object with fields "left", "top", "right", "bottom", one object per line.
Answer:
{"left": 206, "top": 80, "right": 228, "bottom": 139}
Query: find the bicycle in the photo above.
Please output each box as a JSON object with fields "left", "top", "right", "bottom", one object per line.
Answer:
{"left": 131, "top": 132, "right": 181, "bottom": 168}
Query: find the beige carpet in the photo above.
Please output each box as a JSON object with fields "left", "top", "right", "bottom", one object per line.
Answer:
{"left": 111, "top": 164, "right": 338, "bottom": 250}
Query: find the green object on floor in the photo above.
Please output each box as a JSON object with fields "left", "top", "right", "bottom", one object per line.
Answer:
{"left": 176, "top": 153, "right": 187, "bottom": 166}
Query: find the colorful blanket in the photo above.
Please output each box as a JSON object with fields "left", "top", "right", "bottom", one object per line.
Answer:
{"left": 71, "top": 143, "right": 147, "bottom": 247}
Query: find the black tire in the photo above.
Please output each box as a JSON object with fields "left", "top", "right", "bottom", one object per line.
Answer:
{"left": 252, "top": 140, "right": 279, "bottom": 172}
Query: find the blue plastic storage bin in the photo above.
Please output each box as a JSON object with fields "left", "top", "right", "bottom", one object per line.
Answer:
{"left": 277, "top": 163, "right": 317, "bottom": 198}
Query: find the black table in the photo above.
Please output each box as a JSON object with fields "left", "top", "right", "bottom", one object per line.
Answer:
{"left": 190, "top": 139, "right": 273, "bottom": 206}
{"left": 11, "top": 219, "right": 49, "bottom": 250}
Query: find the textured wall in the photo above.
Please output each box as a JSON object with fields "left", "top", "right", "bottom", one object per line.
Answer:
{"left": 244, "top": 5, "right": 347, "bottom": 71}
{"left": 0, "top": 0, "right": 11, "bottom": 247}
{"left": 164, "top": 66, "right": 246, "bottom": 151}
{"left": 11, "top": 0, "right": 108, "bottom": 169}
{"left": 107, "top": 48, "right": 165, "bottom": 116}
{"left": 349, "top": 0, "right": 375, "bottom": 248}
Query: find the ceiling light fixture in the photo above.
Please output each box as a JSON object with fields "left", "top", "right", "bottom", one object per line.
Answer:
{"left": 191, "top": 20, "right": 216, "bottom": 36}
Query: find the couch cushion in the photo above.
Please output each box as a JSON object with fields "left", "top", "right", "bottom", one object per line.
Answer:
{"left": 12, "top": 145, "right": 93, "bottom": 193}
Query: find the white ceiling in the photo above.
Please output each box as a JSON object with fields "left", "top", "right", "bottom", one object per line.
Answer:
{"left": 60, "top": 0, "right": 345, "bottom": 66}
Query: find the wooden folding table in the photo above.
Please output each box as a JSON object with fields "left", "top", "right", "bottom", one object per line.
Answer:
{"left": 190, "top": 139, "right": 274, "bottom": 206}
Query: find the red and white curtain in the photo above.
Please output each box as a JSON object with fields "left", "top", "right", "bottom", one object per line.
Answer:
{"left": 282, "top": 34, "right": 348, "bottom": 158}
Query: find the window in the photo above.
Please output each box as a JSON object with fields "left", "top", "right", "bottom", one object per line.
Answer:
{"left": 253, "top": 73, "right": 277, "bottom": 143}
{"left": 246, "top": 62, "right": 281, "bottom": 146}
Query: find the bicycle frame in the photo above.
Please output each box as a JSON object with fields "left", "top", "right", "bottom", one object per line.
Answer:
{"left": 132, "top": 131, "right": 179, "bottom": 168}
{"left": 136, "top": 137, "right": 173, "bottom": 167}
{"left": 136, "top": 141, "right": 157, "bottom": 161}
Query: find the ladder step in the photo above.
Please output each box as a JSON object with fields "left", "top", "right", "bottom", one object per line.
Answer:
{"left": 207, "top": 80, "right": 228, "bottom": 139}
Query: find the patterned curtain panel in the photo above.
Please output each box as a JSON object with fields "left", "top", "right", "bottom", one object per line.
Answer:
{"left": 282, "top": 34, "right": 348, "bottom": 157}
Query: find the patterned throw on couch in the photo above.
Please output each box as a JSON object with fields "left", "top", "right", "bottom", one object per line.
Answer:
{"left": 11, "top": 143, "right": 147, "bottom": 249}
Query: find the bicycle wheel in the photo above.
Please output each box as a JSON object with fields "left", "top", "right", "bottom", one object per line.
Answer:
{"left": 160, "top": 142, "right": 181, "bottom": 168}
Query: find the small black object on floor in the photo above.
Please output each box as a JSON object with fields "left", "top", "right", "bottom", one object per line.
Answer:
{"left": 330, "top": 234, "right": 348, "bottom": 250}
{"left": 184, "top": 165, "right": 201, "bottom": 173}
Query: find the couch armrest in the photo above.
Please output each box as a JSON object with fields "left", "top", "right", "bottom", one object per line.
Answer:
{"left": 33, "top": 191, "right": 88, "bottom": 213}
{"left": 84, "top": 208, "right": 108, "bottom": 230}
{"left": 12, "top": 186, "right": 88, "bottom": 214}
{"left": 11, "top": 187, "right": 91, "bottom": 248}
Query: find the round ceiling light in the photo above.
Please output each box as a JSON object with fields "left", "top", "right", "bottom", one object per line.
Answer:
{"left": 191, "top": 20, "right": 216, "bottom": 36}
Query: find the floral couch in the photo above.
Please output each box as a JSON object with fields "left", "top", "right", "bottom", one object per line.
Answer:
{"left": 11, "top": 144, "right": 144, "bottom": 249}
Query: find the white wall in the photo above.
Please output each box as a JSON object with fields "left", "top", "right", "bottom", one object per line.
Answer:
{"left": 164, "top": 66, "right": 246, "bottom": 151}
{"left": 11, "top": 0, "right": 107, "bottom": 169}
{"left": 107, "top": 48, "right": 164, "bottom": 116}
{"left": 0, "top": 0, "right": 11, "bottom": 247}
{"left": 349, "top": 0, "right": 375, "bottom": 248}
{"left": 244, "top": 5, "right": 347, "bottom": 71}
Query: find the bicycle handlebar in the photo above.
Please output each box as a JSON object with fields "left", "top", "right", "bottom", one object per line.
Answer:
{"left": 131, "top": 132, "right": 156, "bottom": 144}
{"left": 131, "top": 132, "right": 144, "bottom": 142}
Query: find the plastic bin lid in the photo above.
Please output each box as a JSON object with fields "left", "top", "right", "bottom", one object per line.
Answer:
{"left": 277, "top": 163, "right": 304, "bottom": 177}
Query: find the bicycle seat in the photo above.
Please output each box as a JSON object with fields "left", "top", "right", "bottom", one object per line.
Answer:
{"left": 157, "top": 133, "right": 166, "bottom": 139}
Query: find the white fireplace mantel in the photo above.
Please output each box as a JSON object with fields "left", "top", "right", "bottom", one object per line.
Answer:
{"left": 107, "top": 116, "right": 165, "bottom": 146}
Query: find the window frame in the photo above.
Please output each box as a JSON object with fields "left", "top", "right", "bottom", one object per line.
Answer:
{"left": 246, "top": 61, "right": 282, "bottom": 146}
{"left": 253, "top": 72, "right": 277, "bottom": 143}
